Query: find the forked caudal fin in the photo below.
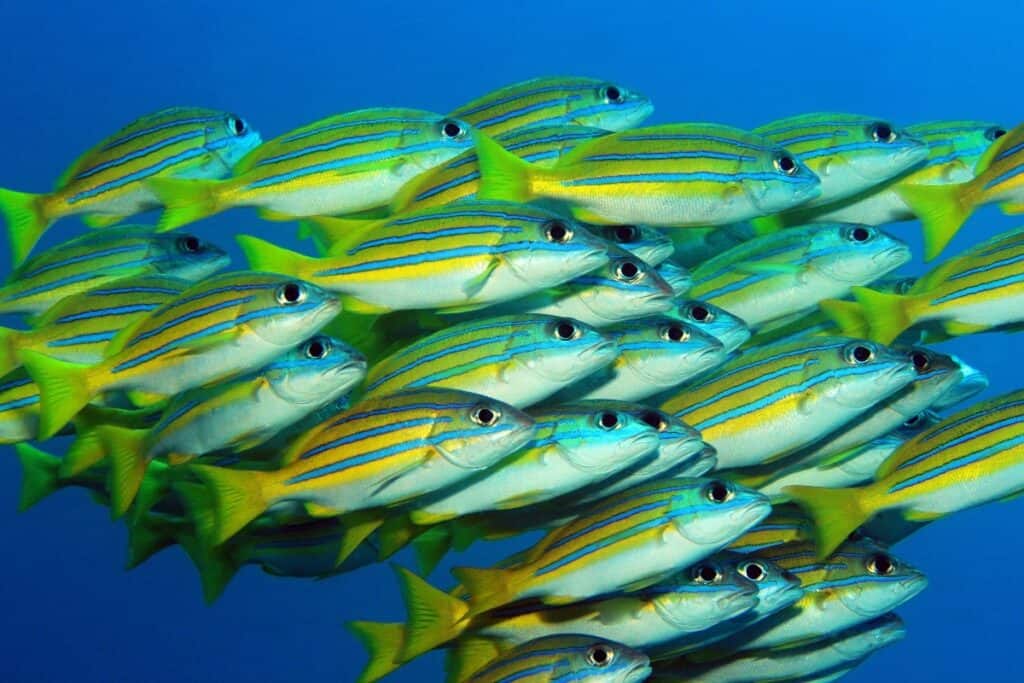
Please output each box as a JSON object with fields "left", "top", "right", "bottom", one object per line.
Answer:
{"left": 147, "top": 177, "right": 228, "bottom": 231}
{"left": 472, "top": 131, "right": 536, "bottom": 204}
{"left": 19, "top": 350, "right": 97, "bottom": 440}
{"left": 348, "top": 620, "right": 407, "bottom": 683}
{"left": 896, "top": 182, "right": 973, "bottom": 261}
{"left": 189, "top": 464, "right": 269, "bottom": 546}
{"left": 0, "top": 188, "right": 49, "bottom": 266}
{"left": 848, "top": 286, "right": 916, "bottom": 345}
{"left": 397, "top": 565, "right": 471, "bottom": 661}
{"left": 235, "top": 234, "right": 320, "bottom": 277}
{"left": 14, "top": 443, "right": 61, "bottom": 512}
{"left": 784, "top": 484, "right": 871, "bottom": 559}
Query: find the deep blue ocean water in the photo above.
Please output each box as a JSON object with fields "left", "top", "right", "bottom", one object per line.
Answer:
{"left": 0, "top": 2, "right": 1020, "bottom": 681}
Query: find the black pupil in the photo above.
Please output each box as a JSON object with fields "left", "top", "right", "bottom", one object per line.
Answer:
{"left": 690, "top": 305, "right": 709, "bottom": 321}
{"left": 443, "top": 122, "right": 462, "bottom": 138}
{"left": 911, "top": 352, "right": 930, "bottom": 371}
{"left": 282, "top": 283, "right": 301, "bottom": 302}
{"left": 307, "top": 341, "right": 325, "bottom": 358}
{"left": 709, "top": 482, "right": 728, "bottom": 502}
{"left": 232, "top": 117, "right": 245, "bottom": 135}
{"left": 991, "top": 128, "right": 1007, "bottom": 139}
{"left": 698, "top": 565, "right": 718, "bottom": 582}
{"left": 547, "top": 222, "right": 568, "bottom": 242}
{"left": 555, "top": 322, "right": 576, "bottom": 340}
{"left": 619, "top": 261, "right": 639, "bottom": 279}
{"left": 853, "top": 346, "right": 872, "bottom": 362}
{"left": 640, "top": 411, "right": 666, "bottom": 430}
{"left": 779, "top": 156, "right": 795, "bottom": 172}
{"left": 852, "top": 227, "right": 870, "bottom": 242}
{"left": 666, "top": 325, "right": 684, "bottom": 341}
{"left": 905, "top": 415, "right": 921, "bottom": 426}
{"left": 875, "top": 123, "right": 893, "bottom": 140}
{"left": 476, "top": 408, "right": 495, "bottom": 424}
{"left": 181, "top": 236, "right": 200, "bottom": 252}
{"left": 599, "top": 412, "right": 618, "bottom": 429}
{"left": 745, "top": 564, "right": 764, "bottom": 580}
{"left": 873, "top": 554, "right": 893, "bottom": 574}
{"left": 605, "top": 86, "right": 621, "bottom": 102}
{"left": 614, "top": 225, "right": 637, "bottom": 242}
{"left": 591, "top": 647, "right": 609, "bottom": 664}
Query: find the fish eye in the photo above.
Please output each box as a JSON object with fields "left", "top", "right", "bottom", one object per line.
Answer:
{"left": 639, "top": 410, "right": 667, "bottom": 431}
{"left": 844, "top": 225, "right": 875, "bottom": 243}
{"left": 869, "top": 122, "right": 897, "bottom": 143}
{"left": 692, "top": 563, "right": 721, "bottom": 584}
{"left": 440, "top": 120, "right": 465, "bottom": 140}
{"left": 738, "top": 561, "right": 766, "bottom": 582}
{"left": 613, "top": 225, "right": 639, "bottom": 243}
{"left": 226, "top": 115, "right": 247, "bottom": 136}
{"left": 586, "top": 645, "right": 614, "bottom": 667}
{"left": 544, "top": 220, "right": 573, "bottom": 243}
{"left": 600, "top": 85, "right": 625, "bottom": 104}
{"left": 986, "top": 126, "right": 1008, "bottom": 141}
{"left": 177, "top": 235, "right": 202, "bottom": 253}
{"left": 615, "top": 260, "right": 643, "bottom": 282}
{"left": 552, "top": 319, "right": 580, "bottom": 341}
{"left": 685, "top": 303, "right": 713, "bottom": 323}
{"left": 774, "top": 154, "right": 798, "bottom": 175}
{"left": 844, "top": 343, "right": 875, "bottom": 364}
{"left": 704, "top": 480, "right": 733, "bottom": 504}
{"left": 471, "top": 405, "right": 501, "bottom": 426}
{"left": 903, "top": 413, "right": 923, "bottom": 427}
{"left": 276, "top": 282, "right": 306, "bottom": 305}
{"left": 597, "top": 411, "right": 620, "bottom": 430}
{"left": 660, "top": 323, "right": 689, "bottom": 342}
{"left": 866, "top": 553, "right": 896, "bottom": 576}
{"left": 910, "top": 350, "right": 931, "bottom": 372}
{"left": 304, "top": 337, "right": 330, "bottom": 359}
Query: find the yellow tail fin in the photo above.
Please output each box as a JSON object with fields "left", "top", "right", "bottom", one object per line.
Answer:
{"left": 189, "top": 464, "right": 269, "bottom": 545}
{"left": 235, "top": 234, "right": 319, "bottom": 277}
{"left": 348, "top": 620, "right": 407, "bottom": 683}
{"left": 148, "top": 177, "right": 226, "bottom": 231}
{"left": 473, "top": 132, "right": 535, "bottom": 204}
{"left": 819, "top": 299, "right": 871, "bottom": 338}
{"left": 0, "top": 188, "right": 49, "bottom": 266}
{"left": 20, "top": 350, "right": 97, "bottom": 439}
{"left": 896, "top": 183, "right": 973, "bottom": 261}
{"left": 449, "top": 564, "right": 512, "bottom": 616}
{"left": 61, "top": 427, "right": 109, "bottom": 478}
{"left": 784, "top": 484, "right": 871, "bottom": 559}
{"left": 750, "top": 214, "right": 785, "bottom": 235}
{"left": 177, "top": 531, "right": 241, "bottom": 604}
{"left": 125, "top": 514, "right": 182, "bottom": 569}
{"left": 412, "top": 525, "right": 453, "bottom": 576}
{"left": 849, "top": 286, "right": 915, "bottom": 345}
{"left": 14, "top": 443, "right": 61, "bottom": 512}
{"left": 99, "top": 425, "right": 149, "bottom": 518}
{"left": 397, "top": 565, "right": 471, "bottom": 661}
{"left": 446, "top": 637, "right": 505, "bottom": 683}
{"left": 0, "top": 326, "right": 23, "bottom": 376}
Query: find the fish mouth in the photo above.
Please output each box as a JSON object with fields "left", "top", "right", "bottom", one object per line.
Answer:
{"left": 639, "top": 292, "right": 675, "bottom": 313}
{"left": 623, "top": 662, "right": 653, "bottom": 683}
{"left": 764, "top": 583, "right": 806, "bottom": 612}
{"left": 714, "top": 323, "right": 751, "bottom": 353}
{"left": 577, "top": 340, "right": 619, "bottom": 367}
{"left": 718, "top": 590, "right": 759, "bottom": 616}
{"left": 871, "top": 244, "right": 913, "bottom": 271}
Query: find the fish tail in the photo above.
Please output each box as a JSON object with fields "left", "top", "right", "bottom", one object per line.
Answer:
{"left": 0, "top": 326, "right": 23, "bottom": 376}
{"left": 20, "top": 349, "right": 97, "bottom": 440}
{"left": 189, "top": 464, "right": 269, "bottom": 545}
{"left": 60, "top": 426, "right": 109, "bottom": 478}
{"left": 784, "top": 484, "right": 870, "bottom": 559}
{"left": 849, "top": 286, "right": 915, "bottom": 345}
{"left": 299, "top": 216, "right": 372, "bottom": 256}
{"left": 128, "top": 461, "right": 172, "bottom": 526}
{"left": 14, "top": 443, "right": 61, "bottom": 512}
{"left": 99, "top": 425, "right": 149, "bottom": 518}
{"left": 148, "top": 177, "right": 226, "bottom": 231}
{"left": 473, "top": 131, "right": 535, "bottom": 203}
{"left": 819, "top": 298, "right": 871, "bottom": 338}
{"left": 334, "top": 509, "right": 385, "bottom": 567}
{"left": 397, "top": 565, "right": 470, "bottom": 660}
{"left": 749, "top": 214, "right": 785, "bottom": 235}
{"left": 896, "top": 183, "right": 972, "bottom": 261}
{"left": 125, "top": 514, "right": 182, "bottom": 569}
{"left": 376, "top": 514, "right": 423, "bottom": 560}
{"left": 445, "top": 637, "right": 504, "bottom": 683}
{"left": 235, "top": 234, "right": 318, "bottom": 276}
{"left": 348, "top": 621, "right": 407, "bottom": 683}
{"left": 173, "top": 480, "right": 218, "bottom": 547}
{"left": 412, "top": 525, "right": 453, "bottom": 576}
{"left": 0, "top": 187, "right": 49, "bottom": 266}
{"left": 177, "top": 531, "right": 241, "bottom": 604}
{"left": 449, "top": 565, "right": 511, "bottom": 616}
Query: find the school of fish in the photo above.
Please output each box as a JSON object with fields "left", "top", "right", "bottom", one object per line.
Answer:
{"left": 1, "top": 75, "right": 1021, "bottom": 682}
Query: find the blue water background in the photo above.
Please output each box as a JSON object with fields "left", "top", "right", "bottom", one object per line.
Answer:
{"left": 0, "top": 2, "right": 1019, "bottom": 681}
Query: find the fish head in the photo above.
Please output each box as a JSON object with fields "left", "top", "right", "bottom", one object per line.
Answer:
{"left": 894, "top": 345, "right": 964, "bottom": 406}
{"left": 513, "top": 316, "right": 618, "bottom": 384}
{"left": 808, "top": 223, "right": 911, "bottom": 283}
{"left": 655, "top": 259, "right": 692, "bottom": 296}
{"left": 820, "top": 339, "right": 918, "bottom": 410}
{"left": 577, "top": 81, "right": 655, "bottom": 131}
{"left": 570, "top": 249, "right": 676, "bottom": 324}
{"left": 627, "top": 405, "right": 708, "bottom": 470}
{"left": 827, "top": 541, "right": 928, "bottom": 618}
{"left": 558, "top": 635, "right": 652, "bottom": 683}
{"left": 932, "top": 354, "right": 989, "bottom": 410}
{"left": 592, "top": 224, "right": 674, "bottom": 266}
{"left": 669, "top": 442, "right": 718, "bottom": 478}
{"left": 264, "top": 335, "right": 367, "bottom": 405}
{"left": 542, "top": 402, "right": 661, "bottom": 473}
{"left": 246, "top": 276, "right": 342, "bottom": 346}
{"left": 670, "top": 478, "right": 773, "bottom": 546}
{"left": 609, "top": 317, "right": 726, "bottom": 387}
{"left": 830, "top": 613, "right": 907, "bottom": 662}
{"left": 204, "top": 111, "right": 263, "bottom": 170}
{"left": 405, "top": 114, "right": 477, "bottom": 172}
{"left": 429, "top": 392, "right": 536, "bottom": 470}
{"left": 153, "top": 232, "right": 231, "bottom": 281}
{"left": 732, "top": 556, "right": 805, "bottom": 617}
{"left": 652, "top": 552, "right": 759, "bottom": 632}
{"left": 673, "top": 299, "right": 751, "bottom": 353}
{"left": 838, "top": 119, "right": 929, "bottom": 184}
{"left": 502, "top": 212, "right": 610, "bottom": 288}
{"left": 744, "top": 142, "right": 821, "bottom": 214}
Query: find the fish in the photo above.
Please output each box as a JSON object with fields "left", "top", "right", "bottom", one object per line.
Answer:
{"left": 931, "top": 355, "right": 988, "bottom": 410}
{"left": 724, "top": 506, "right": 816, "bottom": 554}
{"left": 661, "top": 337, "right": 917, "bottom": 469}
{"left": 189, "top": 388, "right": 536, "bottom": 549}
{"left": 67, "top": 335, "right": 367, "bottom": 516}
{"left": 363, "top": 314, "right": 618, "bottom": 407}
{"left": 652, "top": 613, "right": 905, "bottom": 683}
{"left": 20, "top": 271, "right": 341, "bottom": 439}
{"left": 669, "top": 223, "right": 756, "bottom": 269}
{"left": 654, "top": 259, "right": 692, "bottom": 296}
{"left": 810, "top": 120, "right": 1006, "bottom": 225}
{"left": 0, "top": 275, "right": 189, "bottom": 376}
{"left": 0, "top": 227, "right": 228, "bottom": 316}
{"left": 591, "top": 224, "right": 674, "bottom": 266}
{"left": 389, "top": 125, "right": 611, "bottom": 212}
{"left": 822, "top": 226, "right": 1024, "bottom": 344}
{"left": 0, "top": 107, "right": 260, "bottom": 264}
{"left": 787, "top": 387, "right": 1024, "bottom": 558}
{"left": 149, "top": 108, "right": 475, "bottom": 229}
{"left": 239, "top": 201, "right": 609, "bottom": 314}
{"left": 14, "top": 443, "right": 112, "bottom": 512}
{"left": 689, "top": 223, "right": 911, "bottom": 329}
{"left": 898, "top": 121, "right": 1024, "bottom": 259}
{"left": 751, "top": 113, "right": 928, "bottom": 226}
{"left": 460, "top": 634, "right": 652, "bottom": 683}
{"left": 473, "top": 123, "right": 821, "bottom": 226}
{"left": 449, "top": 76, "right": 654, "bottom": 136}
{"left": 668, "top": 299, "right": 751, "bottom": 353}
{"left": 550, "top": 317, "right": 727, "bottom": 403}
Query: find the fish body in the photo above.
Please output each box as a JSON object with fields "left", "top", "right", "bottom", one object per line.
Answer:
{"left": 463, "top": 635, "right": 651, "bottom": 683}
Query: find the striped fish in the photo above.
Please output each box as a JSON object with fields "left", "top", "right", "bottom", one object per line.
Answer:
{"left": 932, "top": 355, "right": 988, "bottom": 410}
{"left": 363, "top": 314, "right": 617, "bottom": 407}
{"left": 788, "top": 387, "right": 1024, "bottom": 557}
{"left": 149, "top": 108, "right": 475, "bottom": 230}
{"left": 668, "top": 299, "right": 751, "bottom": 353}
{"left": 189, "top": 388, "right": 535, "bottom": 547}
{"left": 591, "top": 224, "right": 674, "bottom": 266}
{"left": 752, "top": 113, "right": 927, "bottom": 221}
{"left": 20, "top": 271, "right": 341, "bottom": 439}
{"left": 653, "top": 614, "right": 905, "bottom": 683}
{"left": 823, "top": 226, "right": 1024, "bottom": 344}
{"left": 71, "top": 335, "right": 367, "bottom": 516}
{"left": 0, "top": 107, "right": 259, "bottom": 264}
{"left": 662, "top": 337, "right": 917, "bottom": 470}
{"left": 239, "top": 201, "right": 609, "bottom": 314}
{"left": 463, "top": 635, "right": 651, "bottom": 683}
{"left": 0, "top": 369, "right": 42, "bottom": 445}
{"left": 449, "top": 76, "right": 653, "bottom": 136}
{"left": 689, "top": 223, "right": 911, "bottom": 329}
{"left": 449, "top": 478, "right": 771, "bottom": 616}
{"left": 0, "top": 275, "right": 189, "bottom": 376}
{"left": 813, "top": 120, "right": 1006, "bottom": 225}
{"left": 0, "top": 227, "right": 228, "bottom": 316}
{"left": 654, "top": 259, "right": 692, "bottom": 296}
{"left": 725, "top": 507, "right": 816, "bottom": 554}
{"left": 473, "top": 123, "right": 821, "bottom": 226}
{"left": 900, "top": 121, "right": 1024, "bottom": 259}
{"left": 390, "top": 125, "right": 610, "bottom": 212}
{"left": 552, "top": 316, "right": 727, "bottom": 403}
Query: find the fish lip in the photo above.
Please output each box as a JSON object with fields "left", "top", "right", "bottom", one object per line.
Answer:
{"left": 718, "top": 590, "right": 759, "bottom": 615}
{"left": 578, "top": 339, "right": 619, "bottom": 366}
{"left": 715, "top": 324, "right": 752, "bottom": 353}
{"left": 871, "top": 244, "right": 913, "bottom": 270}
{"left": 640, "top": 292, "right": 675, "bottom": 312}
{"left": 765, "top": 583, "right": 806, "bottom": 611}
{"left": 623, "top": 662, "right": 653, "bottom": 683}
